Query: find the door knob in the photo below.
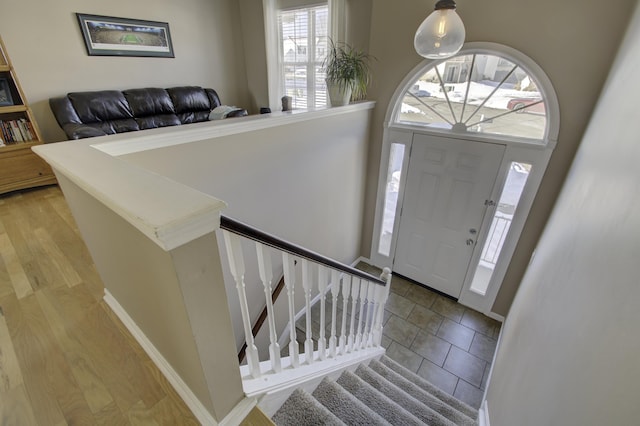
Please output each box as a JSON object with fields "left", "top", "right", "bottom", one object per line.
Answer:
{"left": 466, "top": 239, "right": 475, "bottom": 246}
{"left": 469, "top": 228, "right": 477, "bottom": 234}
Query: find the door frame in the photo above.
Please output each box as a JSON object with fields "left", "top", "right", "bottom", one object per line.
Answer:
{"left": 369, "top": 42, "right": 559, "bottom": 318}
{"left": 393, "top": 134, "right": 506, "bottom": 299}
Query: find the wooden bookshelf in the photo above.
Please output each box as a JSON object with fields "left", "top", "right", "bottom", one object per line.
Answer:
{"left": 0, "top": 35, "right": 56, "bottom": 194}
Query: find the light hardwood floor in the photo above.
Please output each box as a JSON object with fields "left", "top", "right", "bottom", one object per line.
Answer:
{"left": 0, "top": 185, "right": 201, "bottom": 425}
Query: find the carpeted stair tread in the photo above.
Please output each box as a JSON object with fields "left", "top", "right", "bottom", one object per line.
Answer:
{"left": 312, "top": 377, "right": 390, "bottom": 425}
{"left": 272, "top": 388, "right": 345, "bottom": 426}
{"left": 379, "top": 355, "right": 478, "bottom": 420}
{"left": 355, "top": 364, "right": 464, "bottom": 426}
{"left": 336, "top": 370, "right": 425, "bottom": 426}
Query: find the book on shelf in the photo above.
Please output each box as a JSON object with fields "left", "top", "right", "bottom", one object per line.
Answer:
{"left": 0, "top": 118, "right": 36, "bottom": 145}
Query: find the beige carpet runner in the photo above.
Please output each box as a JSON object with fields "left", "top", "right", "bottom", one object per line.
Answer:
{"left": 272, "top": 355, "right": 478, "bottom": 425}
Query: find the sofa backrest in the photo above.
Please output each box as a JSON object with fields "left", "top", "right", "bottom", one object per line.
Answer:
{"left": 50, "top": 86, "right": 223, "bottom": 139}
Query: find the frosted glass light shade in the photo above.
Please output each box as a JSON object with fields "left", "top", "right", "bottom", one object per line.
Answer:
{"left": 414, "top": 9, "right": 466, "bottom": 59}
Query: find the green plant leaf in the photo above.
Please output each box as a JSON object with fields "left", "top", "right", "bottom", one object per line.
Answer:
{"left": 323, "top": 39, "right": 374, "bottom": 101}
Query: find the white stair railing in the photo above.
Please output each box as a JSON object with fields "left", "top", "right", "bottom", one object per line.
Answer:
{"left": 220, "top": 216, "right": 391, "bottom": 390}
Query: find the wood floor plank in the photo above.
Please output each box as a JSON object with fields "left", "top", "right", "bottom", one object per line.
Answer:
{"left": 16, "top": 292, "right": 95, "bottom": 425}
{"left": 1, "top": 292, "right": 67, "bottom": 425}
{"left": 0, "top": 305, "right": 23, "bottom": 392}
{"left": 28, "top": 188, "right": 96, "bottom": 271}
{"left": 0, "top": 255, "right": 15, "bottom": 300}
{"left": 127, "top": 396, "right": 201, "bottom": 426}
{"left": 93, "top": 401, "right": 128, "bottom": 426}
{"left": 35, "top": 289, "right": 114, "bottom": 414}
{"left": 14, "top": 190, "right": 85, "bottom": 292}
{"left": 142, "top": 360, "right": 201, "bottom": 425}
{"left": 33, "top": 228, "right": 83, "bottom": 288}
{"left": 0, "top": 202, "right": 48, "bottom": 292}
{"left": 0, "top": 233, "right": 32, "bottom": 299}
{"left": 43, "top": 187, "right": 82, "bottom": 237}
{"left": 45, "top": 282, "right": 166, "bottom": 414}
{"left": 240, "top": 406, "right": 277, "bottom": 426}
{"left": 128, "top": 400, "right": 161, "bottom": 426}
{"left": 0, "top": 384, "right": 38, "bottom": 426}
{"left": 87, "top": 302, "right": 167, "bottom": 412}
{"left": 40, "top": 191, "right": 104, "bottom": 299}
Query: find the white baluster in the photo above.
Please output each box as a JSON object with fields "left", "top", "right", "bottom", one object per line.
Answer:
{"left": 373, "top": 267, "right": 392, "bottom": 347}
{"left": 364, "top": 280, "right": 376, "bottom": 348}
{"left": 339, "top": 275, "right": 351, "bottom": 355}
{"left": 301, "top": 260, "right": 314, "bottom": 364}
{"left": 355, "top": 279, "right": 368, "bottom": 350}
{"left": 371, "top": 284, "right": 385, "bottom": 347}
{"left": 282, "top": 253, "right": 299, "bottom": 367}
{"left": 256, "top": 242, "right": 281, "bottom": 373}
{"left": 348, "top": 277, "right": 360, "bottom": 353}
{"left": 329, "top": 269, "right": 340, "bottom": 358}
{"left": 222, "top": 231, "right": 261, "bottom": 378}
{"left": 317, "top": 265, "right": 328, "bottom": 361}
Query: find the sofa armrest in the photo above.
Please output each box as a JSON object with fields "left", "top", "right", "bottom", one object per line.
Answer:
{"left": 63, "top": 124, "right": 109, "bottom": 140}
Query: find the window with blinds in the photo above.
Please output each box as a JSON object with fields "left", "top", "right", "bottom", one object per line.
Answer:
{"left": 278, "top": 5, "right": 328, "bottom": 109}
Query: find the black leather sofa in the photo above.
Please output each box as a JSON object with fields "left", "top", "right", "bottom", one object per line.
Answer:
{"left": 50, "top": 86, "right": 247, "bottom": 140}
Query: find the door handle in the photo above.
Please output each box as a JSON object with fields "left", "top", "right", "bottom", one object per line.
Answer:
{"left": 466, "top": 238, "right": 475, "bottom": 246}
{"left": 469, "top": 228, "right": 477, "bottom": 234}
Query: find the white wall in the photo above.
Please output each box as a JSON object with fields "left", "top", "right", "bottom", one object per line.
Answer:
{"left": 120, "top": 107, "right": 374, "bottom": 349}
{"left": 0, "top": 0, "right": 249, "bottom": 142}
{"left": 485, "top": 3, "right": 640, "bottom": 424}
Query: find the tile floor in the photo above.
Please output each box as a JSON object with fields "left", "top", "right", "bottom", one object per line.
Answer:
{"left": 357, "top": 263, "right": 501, "bottom": 409}
{"left": 292, "top": 262, "right": 502, "bottom": 409}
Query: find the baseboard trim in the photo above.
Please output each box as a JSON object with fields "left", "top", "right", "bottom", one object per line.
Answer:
{"left": 351, "top": 256, "right": 371, "bottom": 267}
{"left": 478, "top": 400, "right": 491, "bottom": 426}
{"left": 219, "top": 397, "right": 257, "bottom": 426}
{"left": 486, "top": 311, "right": 505, "bottom": 323}
{"left": 103, "top": 290, "right": 217, "bottom": 425}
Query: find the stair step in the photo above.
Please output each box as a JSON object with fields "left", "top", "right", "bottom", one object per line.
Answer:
{"left": 336, "top": 369, "right": 427, "bottom": 426}
{"left": 272, "top": 355, "right": 479, "bottom": 426}
{"left": 272, "top": 388, "right": 344, "bottom": 426}
{"left": 312, "top": 377, "right": 389, "bottom": 425}
{"left": 355, "top": 364, "right": 465, "bottom": 426}
{"left": 379, "top": 355, "right": 478, "bottom": 420}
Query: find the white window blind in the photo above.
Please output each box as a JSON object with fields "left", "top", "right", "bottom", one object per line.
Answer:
{"left": 277, "top": 5, "right": 328, "bottom": 109}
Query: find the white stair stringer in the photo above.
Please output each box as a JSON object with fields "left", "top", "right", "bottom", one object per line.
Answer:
{"left": 248, "top": 346, "right": 385, "bottom": 417}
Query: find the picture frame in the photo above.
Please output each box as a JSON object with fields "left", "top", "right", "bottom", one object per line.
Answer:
{"left": 0, "top": 78, "right": 13, "bottom": 106}
{"left": 76, "top": 13, "right": 174, "bottom": 58}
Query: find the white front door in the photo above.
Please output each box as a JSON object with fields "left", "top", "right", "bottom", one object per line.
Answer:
{"left": 394, "top": 134, "right": 505, "bottom": 298}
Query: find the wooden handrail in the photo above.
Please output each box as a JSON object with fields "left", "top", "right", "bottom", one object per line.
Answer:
{"left": 220, "top": 215, "right": 386, "bottom": 286}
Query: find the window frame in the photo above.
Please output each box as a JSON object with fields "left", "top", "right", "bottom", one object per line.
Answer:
{"left": 277, "top": 4, "right": 329, "bottom": 109}
{"left": 265, "top": 0, "right": 343, "bottom": 111}
{"left": 388, "top": 43, "right": 560, "bottom": 149}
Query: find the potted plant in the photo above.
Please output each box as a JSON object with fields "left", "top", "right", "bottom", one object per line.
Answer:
{"left": 323, "top": 40, "right": 373, "bottom": 106}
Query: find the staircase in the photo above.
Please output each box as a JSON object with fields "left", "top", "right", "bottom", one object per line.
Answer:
{"left": 272, "top": 355, "right": 478, "bottom": 425}
{"left": 221, "top": 217, "right": 480, "bottom": 425}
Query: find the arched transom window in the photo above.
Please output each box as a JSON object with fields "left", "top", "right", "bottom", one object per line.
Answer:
{"left": 394, "top": 53, "right": 548, "bottom": 141}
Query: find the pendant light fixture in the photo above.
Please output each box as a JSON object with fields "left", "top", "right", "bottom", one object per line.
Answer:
{"left": 414, "top": 0, "right": 466, "bottom": 59}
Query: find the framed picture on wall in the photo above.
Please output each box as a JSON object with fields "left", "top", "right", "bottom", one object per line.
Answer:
{"left": 0, "top": 79, "right": 13, "bottom": 106}
{"left": 76, "top": 13, "right": 174, "bottom": 58}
